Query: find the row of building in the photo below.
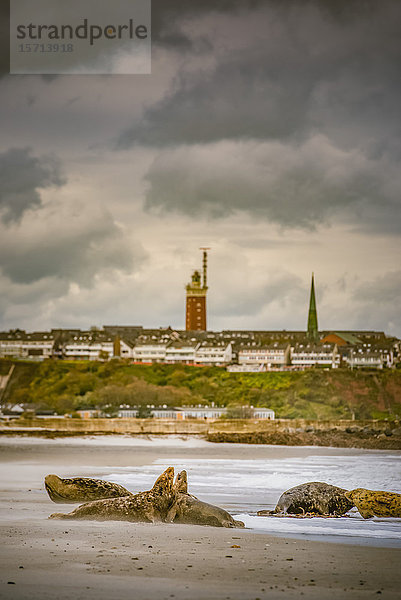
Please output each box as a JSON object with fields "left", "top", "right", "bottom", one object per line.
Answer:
{"left": 3, "top": 403, "right": 275, "bottom": 421}
{"left": 0, "top": 326, "right": 398, "bottom": 370}
{"left": 76, "top": 406, "right": 275, "bottom": 420}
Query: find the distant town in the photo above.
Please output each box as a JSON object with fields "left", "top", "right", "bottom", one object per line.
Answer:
{"left": 0, "top": 252, "right": 400, "bottom": 372}
{"left": 0, "top": 324, "right": 399, "bottom": 371}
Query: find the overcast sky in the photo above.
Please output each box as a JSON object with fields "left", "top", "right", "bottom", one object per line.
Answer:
{"left": 1, "top": 0, "right": 400, "bottom": 336}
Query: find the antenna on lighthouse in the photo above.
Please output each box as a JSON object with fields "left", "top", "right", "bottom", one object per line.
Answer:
{"left": 199, "top": 247, "right": 210, "bottom": 290}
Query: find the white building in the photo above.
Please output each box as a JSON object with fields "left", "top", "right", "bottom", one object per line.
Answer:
{"left": 164, "top": 341, "right": 199, "bottom": 364}
{"left": 194, "top": 342, "right": 233, "bottom": 365}
{"left": 174, "top": 407, "right": 226, "bottom": 420}
{"left": 132, "top": 342, "right": 167, "bottom": 363}
{"left": 253, "top": 408, "right": 275, "bottom": 419}
{"left": 341, "top": 344, "right": 395, "bottom": 369}
{"left": 0, "top": 331, "right": 55, "bottom": 360}
{"left": 344, "top": 351, "right": 385, "bottom": 369}
{"left": 119, "top": 339, "right": 134, "bottom": 359}
{"left": 117, "top": 409, "right": 139, "bottom": 418}
{"left": 63, "top": 333, "right": 114, "bottom": 361}
{"left": 150, "top": 408, "right": 179, "bottom": 419}
{"left": 290, "top": 343, "right": 340, "bottom": 368}
{"left": 130, "top": 340, "right": 233, "bottom": 366}
{"left": 238, "top": 344, "right": 291, "bottom": 369}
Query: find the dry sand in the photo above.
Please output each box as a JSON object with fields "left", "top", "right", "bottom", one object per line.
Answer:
{"left": 0, "top": 436, "right": 400, "bottom": 599}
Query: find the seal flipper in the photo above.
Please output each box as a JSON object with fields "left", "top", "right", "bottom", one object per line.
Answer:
{"left": 357, "top": 507, "right": 374, "bottom": 519}
{"left": 233, "top": 519, "right": 245, "bottom": 528}
{"left": 144, "top": 510, "right": 159, "bottom": 523}
{"left": 166, "top": 504, "right": 178, "bottom": 522}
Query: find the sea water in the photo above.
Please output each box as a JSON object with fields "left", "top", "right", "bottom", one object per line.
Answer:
{"left": 103, "top": 440, "right": 401, "bottom": 548}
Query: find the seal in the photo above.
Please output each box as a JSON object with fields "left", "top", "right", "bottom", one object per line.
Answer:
{"left": 49, "top": 467, "right": 175, "bottom": 522}
{"left": 45, "top": 474, "right": 132, "bottom": 504}
{"left": 345, "top": 488, "right": 401, "bottom": 519}
{"left": 257, "top": 482, "right": 354, "bottom": 517}
{"left": 168, "top": 470, "right": 245, "bottom": 528}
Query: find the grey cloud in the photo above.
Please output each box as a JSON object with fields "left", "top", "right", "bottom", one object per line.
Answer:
{"left": 213, "top": 271, "right": 305, "bottom": 319}
{"left": 0, "top": 274, "right": 69, "bottom": 307}
{"left": 143, "top": 137, "right": 401, "bottom": 233}
{"left": 151, "top": 0, "right": 381, "bottom": 51}
{"left": 117, "top": 1, "right": 401, "bottom": 149}
{"left": 118, "top": 60, "right": 306, "bottom": 148}
{"left": 353, "top": 271, "right": 401, "bottom": 305}
{"left": 347, "top": 270, "right": 401, "bottom": 334}
{"left": 0, "top": 201, "right": 145, "bottom": 286}
{"left": 119, "top": 0, "right": 401, "bottom": 235}
{"left": 151, "top": 0, "right": 262, "bottom": 51}
{"left": 0, "top": 147, "right": 65, "bottom": 223}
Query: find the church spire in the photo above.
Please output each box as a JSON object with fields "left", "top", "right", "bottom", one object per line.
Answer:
{"left": 307, "top": 273, "right": 319, "bottom": 341}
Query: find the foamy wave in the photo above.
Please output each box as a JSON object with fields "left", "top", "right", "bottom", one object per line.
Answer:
{"left": 235, "top": 514, "right": 401, "bottom": 542}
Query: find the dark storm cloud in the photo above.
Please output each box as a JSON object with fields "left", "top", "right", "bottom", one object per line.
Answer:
{"left": 0, "top": 147, "right": 65, "bottom": 223}
{"left": 118, "top": 0, "right": 401, "bottom": 148}
{"left": 150, "top": 0, "right": 378, "bottom": 51}
{"left": 116, "top": 1, "right": 401, "bottom": 234}
{"left": 143, "top": 137, "right": 401, "bottom": 233}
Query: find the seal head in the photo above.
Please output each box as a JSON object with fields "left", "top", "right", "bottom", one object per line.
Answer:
{"left": 174, "top": 470, "right": 188, "bottom": 494}
{"left": 345, "top": 488, "right": 401, "bottom": 519}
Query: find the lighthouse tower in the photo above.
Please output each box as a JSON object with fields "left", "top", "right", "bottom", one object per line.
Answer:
{"left": 185, "top": 249, "right": 209, "bottom": 331}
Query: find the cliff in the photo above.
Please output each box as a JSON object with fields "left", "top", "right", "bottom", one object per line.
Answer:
{"left": 1, "top": 358, "right": 401, "bottom": 421}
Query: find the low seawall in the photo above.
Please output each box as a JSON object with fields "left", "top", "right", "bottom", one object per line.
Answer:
{"left": 0, "top": 417, "right": 208, "bottom": 435}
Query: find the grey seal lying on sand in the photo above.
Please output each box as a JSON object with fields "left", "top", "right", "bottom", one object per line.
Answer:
{"left": 45, "top": 474, "right": 132, "bottom": 503}
{"left": 257, "top": 482, "right": 354, "bottom": 517}
{"left": 49, "top": 467, "right": 175, "bottom": 522}
{"left": 168, "top": 470, "right": 245, "bottom": 528}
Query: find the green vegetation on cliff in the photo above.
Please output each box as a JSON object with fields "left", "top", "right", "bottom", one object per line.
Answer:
{"left": 1, "top": 358, "right": 401, "bottom": 420}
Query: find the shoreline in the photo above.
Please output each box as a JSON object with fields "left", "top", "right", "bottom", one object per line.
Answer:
{"left": 207, "top": 430, "right": 401, "bottom": 450}
{"left": 1, "top": 426, "right": 401, "bottom": 450}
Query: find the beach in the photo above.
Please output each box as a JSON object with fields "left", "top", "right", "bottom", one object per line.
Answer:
{"left": 0, "top": 436, "right": 400, "bottom": 599}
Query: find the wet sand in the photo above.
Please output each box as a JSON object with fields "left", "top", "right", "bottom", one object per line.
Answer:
{"left": 0, "top": 436, "right": 400, "bottom": 599}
